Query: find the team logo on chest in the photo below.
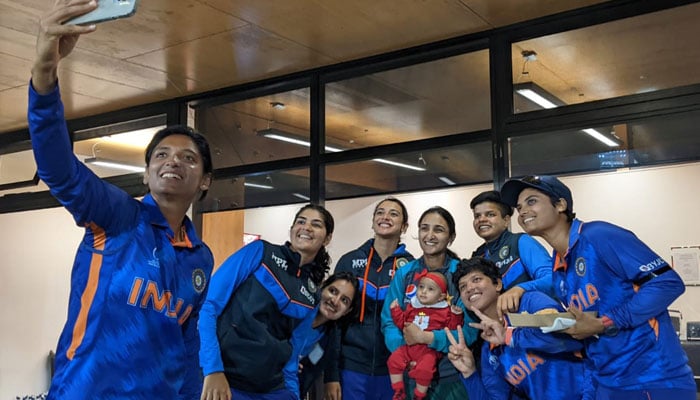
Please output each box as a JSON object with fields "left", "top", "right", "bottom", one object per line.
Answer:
{"left": 352, "top": 258, "right": 367, "bottom": 269}
{"left": 397, "top": 258, "right": 409, "bottom": 268}
{"left": 575, "top": 257, "right": 586, "bottom": 277}
{"left": 499, "top": 245, "right": 510, "bottom": 259}
{"left": 192, "top": 268, "right": 207, "bottom": 293}
{"left": 308, "top": 278, "right": 317, "bottom": 294}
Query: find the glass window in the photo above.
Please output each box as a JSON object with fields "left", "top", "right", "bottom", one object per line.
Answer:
{"left": 195, "top": 88, "right": 311, "bottom": 169}
{"left": 201, "top": 168, "right": 311, "bottom": 212}
{"left": 74, "top": 126, "right": 162, "bottom": 178}
{"left": 0, "top": 150, "right": 36, "bottom": 187}
{"left": 325, "top": 142, "right": 492, "bottom": 199}
{"left": 325, "top": 50, "right": 490, "bottom": 151}
{"left": 512, "top": 3, "right": 700, "bottom": 113}
{"left": 508, "top": 108, "right": 700, "bottom": 176}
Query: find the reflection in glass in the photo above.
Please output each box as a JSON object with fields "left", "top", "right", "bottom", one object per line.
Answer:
{"left": 74, "top": 126, "right": 161, "bottom": 178}
{"left": 195, "top": 88, "right": 311, "bottom": 169}
{"left": 512, "top": 3, "right": 700, "bottom": 113}
{"left": 325, "top": 142, "right": 492, "bottom": 200}
{"left": 325, "top": 50, "right": 490, "bottom": 150}
{"left": 201, "top": 168, "right": 311, "bottom": 212}
{"left": 509, "top": 108, "right": 700, "bottom": 176}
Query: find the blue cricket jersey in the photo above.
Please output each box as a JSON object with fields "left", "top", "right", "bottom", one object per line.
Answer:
{"left": 552, "top": 219, "right": 695, "bottom": 391}
{"left": 462, "top": 291, "right": 592, "bottom": 400}
{"left": 29, "top": 83, "right": 214, "bottom": 399}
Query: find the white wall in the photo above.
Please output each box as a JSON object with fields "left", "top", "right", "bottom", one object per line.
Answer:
{"left": 3, "top": 162, "right": 699, "bottom": 397}
{"left": 0, "top": 207, "right": 82, "bottom": 398}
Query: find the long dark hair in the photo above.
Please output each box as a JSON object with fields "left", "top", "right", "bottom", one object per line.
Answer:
{"left": 418, "top": 206, "right": 459, "bottom": 260}
{"left": 292, "top": 204, "right": 335, "bottom": 285}
{"left": 320, "top": 271, "right": 360, "bottom": 331}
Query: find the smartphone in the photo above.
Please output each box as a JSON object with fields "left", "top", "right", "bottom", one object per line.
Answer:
{"left": 64, "top": 0, "right": 139, "bottom": 26}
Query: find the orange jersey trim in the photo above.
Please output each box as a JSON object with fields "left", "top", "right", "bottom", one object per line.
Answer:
{"left": 67, "top": 223, "right": 106, "bottom": 360}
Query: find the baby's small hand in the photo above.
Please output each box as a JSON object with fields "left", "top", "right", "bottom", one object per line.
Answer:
{"left": 450, "top": 305, "right": 463, "bottom": 315}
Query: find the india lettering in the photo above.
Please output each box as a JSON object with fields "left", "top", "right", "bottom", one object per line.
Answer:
{"left": 127, "top": 277, "right": 193, "bottom": 325}
{"left": 505, "top": 353, "right": 545, "bottom": 386}
{"left": 568, "top": 283, "right": 599, "bottom": 310}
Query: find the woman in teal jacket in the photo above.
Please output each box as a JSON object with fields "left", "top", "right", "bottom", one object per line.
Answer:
{"left": 381, "top": 206, "right": 476, "bottom": 400}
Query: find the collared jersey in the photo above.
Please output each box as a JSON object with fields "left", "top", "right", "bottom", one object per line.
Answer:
{"left": 463, "top": 292, "right": 592, "bottom": 400}
{"left": 28, "top": 83, "right": 213, "bottom": 400}
{"left": 472, "top": 230, "right": 553, "bottom": 294}
{"left": 199, "top": 240, "right": 321, "bottom": 393}
{"left": 331, "top": 239, "right": 413, "bottom": 376}
{"left": 552, "top": 219, "right": 695, "bottom": 390}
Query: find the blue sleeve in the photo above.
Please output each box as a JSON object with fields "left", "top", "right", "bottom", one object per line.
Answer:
{"left": 510, "top": 292, "right": 583, "bottom": 353}
{"left": 179, "top": 313, "right": 202, "bottom": 400}
{"left": 198, "top": 241, "right": 265, "bottom": 375}
{"left": 285, "top": 312, "right": 324, "bottom": 397}
{"left": 28, "top": 82, "right": 139, "bottom": 234}
{"left": 428, "top": 298, "right": 477, "bottom": 352}
{"left": 381, "top": 264, "right": 411, "bottom": 352}
{"left": 515, "top": 235, "right": 553, "bottom": 296}
{"left": 459, "top": 346, "right": 512, "bottom": 400}
{"left": 589, "top": 224, "right": 685, "bottom": 329}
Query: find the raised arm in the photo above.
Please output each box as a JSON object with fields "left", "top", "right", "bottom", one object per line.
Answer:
{"left": 32, "top": 0, "right": 97, "bottom": 94}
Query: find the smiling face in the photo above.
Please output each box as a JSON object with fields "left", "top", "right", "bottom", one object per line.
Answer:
{"left": 142, "top": 134, "right": 211, "bottom": 203}
{"left": 417, "top": 276, "right": 446, "bottom": 305}
{"left": 289, "top": 208, "right": 332, "bottom": 262}
{"left": 317, "top": 278, "right": 356, "bottom": 323}
{"left": 372, "top": 199, "right": 408, "bottom": 239}
{"left": 458, "top": 271, "right": 502, "bottom": 317}
{"left": 472, "top": 201, "right": 510, "bottom": 242}
{"left": 515, "top": 188, "right": 566, "bottom": 236}
{"left": 418, "top": 212, "right": 455, "bottom": 257}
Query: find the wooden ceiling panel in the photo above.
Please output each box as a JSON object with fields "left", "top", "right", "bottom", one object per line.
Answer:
{"left": 70, "top": 0, "right": 250, "bottom": 60}
{"left": 0, "top": 0, "right": 42, "bottom": 35}
{"left": 59, "top": 48, "right": 197, "bottom": 95}
{"left": 463, "top": 0, "right": 607, "bottom": 27}
{"left": 126, "top": 25, "right": 335, "bottom": 92}
{"left": 0, "top": 25, "right": 36, "bottom": 62}
{"left": 201, "top": 0, "right": 490, "bottom": 60}
{"left": 0, "top": 53, "right": 32, "bottom": 87}
{"left": 0, "top": 85, "right": 29, "bottom": 131}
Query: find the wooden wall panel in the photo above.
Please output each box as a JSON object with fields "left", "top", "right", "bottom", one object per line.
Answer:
{"left": 202, "top": 209, "right": 245, "bottom": 270}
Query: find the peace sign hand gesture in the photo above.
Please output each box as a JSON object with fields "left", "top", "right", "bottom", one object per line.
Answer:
{"left": 444, "top": 327, "right": 477, "bottom": 378}
{"left": 468, "top": 307, "right": 507, "bottom": 346}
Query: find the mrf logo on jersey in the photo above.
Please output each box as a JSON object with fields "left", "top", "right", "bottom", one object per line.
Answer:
{"left": 352, "top": 258, "right": 367, "bottom": 269}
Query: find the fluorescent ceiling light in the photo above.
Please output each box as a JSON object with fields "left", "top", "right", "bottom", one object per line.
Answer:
{"left": 84, "top": 157, "right": 145, "bottom": 173}
{"left": 259, "top": 128, "right": 425, "bottom": 171}
{"left": 515, "top": 83, "right": 619, "bottom": 147}
{"left": 259, "top": 130, "right": 343, "bottom": 152}
{"left": 438, "top": 176, "right": 456, "bottom": 185}
{"left": 244, "top": 182, "right": 274, "bottom": 189}
{"left": 292, "top": 193, "right": 310, "bottom": 200}
{"left": 515, "top": 88, "right": 558, "bottom": 109}
{"left": 372, "top": 158, "right": 426, "bottom": 171}
{"left": 582, "top": 128, "right": 620, "bottom": 147}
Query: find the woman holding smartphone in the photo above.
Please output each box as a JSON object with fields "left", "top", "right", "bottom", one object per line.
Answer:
{"left": 199, "top": 204, "right": 346, "bottom": 400}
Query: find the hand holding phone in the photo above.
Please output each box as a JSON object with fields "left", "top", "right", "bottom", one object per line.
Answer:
{"left": 64, "top": 0, "right": 139, "bottom": 26}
